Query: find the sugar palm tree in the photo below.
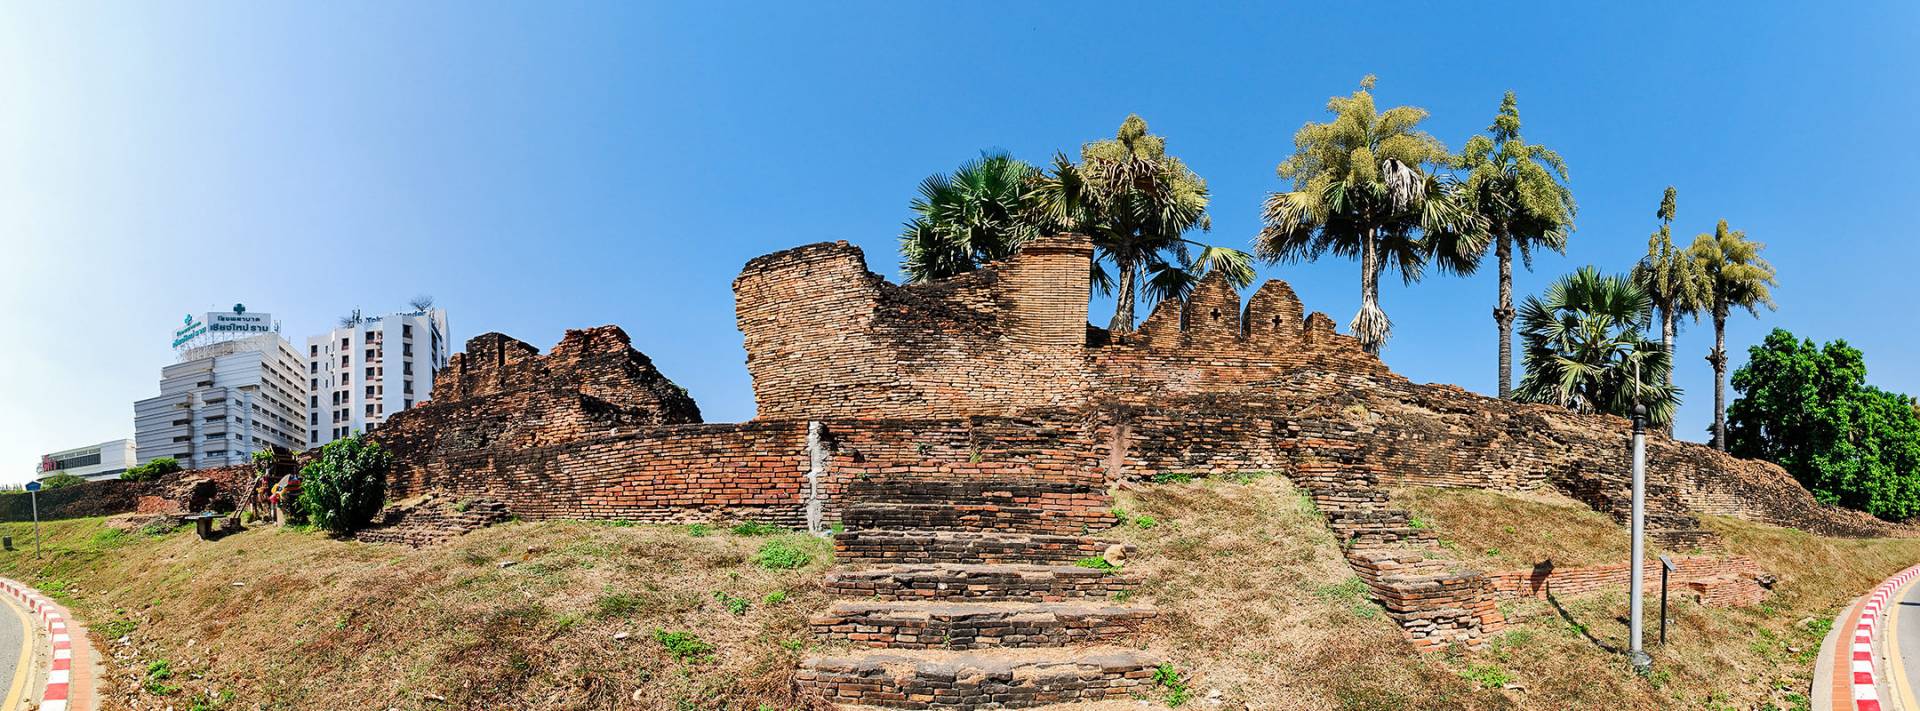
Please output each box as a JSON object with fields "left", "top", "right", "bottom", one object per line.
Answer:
{"left": 1689, "top": 221, "right": 1778, "bottom": 450}
{"left": 1513, "top": 266, "right": 1680, "bottom": 425}
{"left": 1630, "top": 187, "right": 1709, "bottom": 396}
{"left": 1456, "top": 92, "right": 1576, "bottom": 398}
{"left": 1031, "top": 115, "right": 1253, "bottom": 330}
{"left": 899, "top": 152, "right": 1046, "bottom": 283}
{"left": 1256, "top": 76, "right": 1485, "bottom": 355}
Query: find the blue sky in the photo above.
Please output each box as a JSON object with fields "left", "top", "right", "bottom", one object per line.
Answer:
{"left": 3, "top": 3, "right": 1916, "bottom": 482}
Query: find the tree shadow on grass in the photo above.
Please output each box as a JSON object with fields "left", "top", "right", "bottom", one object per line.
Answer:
{"left": 1546, "top": 589, "right": 1624, "bottom": 655}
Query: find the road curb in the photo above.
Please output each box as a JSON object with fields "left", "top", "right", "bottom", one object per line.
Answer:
{"left": 1842, "top": 563, "right": 1920, "bottom": 711}
{"left": 0, "top": 577, "right": 90, "bottom": 711}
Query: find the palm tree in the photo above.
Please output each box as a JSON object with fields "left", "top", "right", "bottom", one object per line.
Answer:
{"left": 899, "top": 152, "right": 1045, "bottom": 283}
{"left": 1513, "top": 266, "right": 1680, "bottom": 424}
{"left": 1629, "top": 187, "right": 1708, "bottom": 396}
{"left": 1031, "top": 115, "right": 1253, "bottom": 330}
{"left": 1688, "top": 221, "right": 1778, "bottom": 450}
{"left": 1256, "top": 76, "right": 1485, "bottom": 355}
{"left": 1456, "top": 92, "right": 1576, "bottom": 398}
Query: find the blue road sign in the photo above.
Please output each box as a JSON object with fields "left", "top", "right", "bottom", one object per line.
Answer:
{"left": 23, "top": 481, "right": 40, "bottom": 492}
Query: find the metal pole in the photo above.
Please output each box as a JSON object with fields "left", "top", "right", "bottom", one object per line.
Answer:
{"left": 1628, "top": 404, "right": 1651, "bottom": 673}
{"left": 1659, "top": 564, "right": 1669, "bottom": 645}
{"left": 30, "top": 490, "right": 41, "bottom": 560}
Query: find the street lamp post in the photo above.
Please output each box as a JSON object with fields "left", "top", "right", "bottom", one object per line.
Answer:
{"left": 1628, "top": 403, "right": 1652, "bottom": 674}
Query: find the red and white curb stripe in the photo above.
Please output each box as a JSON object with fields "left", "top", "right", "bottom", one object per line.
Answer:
{"left": 0, "top": 577, "right": 77, "bottom": 711}
{"left": 1852, "top": 563, "right": 1920, "bottom": 711}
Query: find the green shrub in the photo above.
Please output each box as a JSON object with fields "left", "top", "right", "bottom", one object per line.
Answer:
{"left": 1153, "top": 663, "right": 1192, "bottom": 707}
{"left": 753, "top": 540, "right": 813, "bottom": 570}
{"left": 685, "top": 523, "right": 712, "bottom": 537}
{"left": 1457, "top": 662, "right": 1514, "bottom": 690}
{"left": 713, "top": 591, "right": 750, "bottom": 615}
{"left": 1149, "top": 472, "right": 1195, "bottom": 484}
{"left": 762, "top": 590, "right": 788, "bottom": 605}
{"left": 39, "top": 473, "right": 88, "bottom": 490}
{"left": 122, "top": 457, "right": 182, "bottom": 482}
{"left": 296, "top": 434, "right": 392, "bottom": 535}
{"left": 654, "top": 629, "right": 715, "bottom": 663}
{"left": 1133, "top": 514, "right": 1159, "bottom": 530}
{"left": 144, "top": 658, "right": 180, "bottom": 696}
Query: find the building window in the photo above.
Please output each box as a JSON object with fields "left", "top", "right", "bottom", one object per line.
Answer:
{"left": 402, "top": 344, "right": 413, "bottom": 357}
{"left": 310, "top": 413, "right": 318, "bottom": 425}
{"left": 340, "top": 355, "right": 349, "bottom": 368}
{"left": 402, "top": 324, "right": 412, "bottom": 338}
{"left": 403, "top": 380, "right": 413, "bottom": 394}
{"left": 403, "top": 399, "right": 413, "bottom": 410}
{"left": 340, "top": 338, "right": 349, "bottom": 349}
{"left": 403, "top": 362, "right": 413, "bottom": 375}
{"left": 311, "top": 395, "right": 319, "bottom": 408}
{"left": 365, "top": 367, "right": 375, "bottom": 378}
{"left": 365, "top": 385, "right": 375, "bottom": 398}
{"left": 310, "top": 345, "right": 319, "bottom": 357}
{"left": 365, "top": 404, "right": 375, "bottom": 416}
{"left": 310, "top": 432, "right": 318, "bottom": 443}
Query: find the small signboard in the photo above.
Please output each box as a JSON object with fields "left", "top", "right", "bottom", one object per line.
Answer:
{"left": 23, "top": 481, "right": 40, "bottom": 493}
{"left": 1658, "top": 554, "right": 1677, "bottom": 571}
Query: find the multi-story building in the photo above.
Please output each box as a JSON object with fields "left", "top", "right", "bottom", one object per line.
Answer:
{"left": 134, "top": 310, "right": 310, "bottom": 468}
{"left": 304, "top": 307, "right": 448, "bottom": 447}
{"left": 34, "top": 439, "right": 137, "bottom": 482}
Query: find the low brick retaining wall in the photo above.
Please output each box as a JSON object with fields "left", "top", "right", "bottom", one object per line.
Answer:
{"left": 1484, "top": 555, "right": 1769, "bottom": 607}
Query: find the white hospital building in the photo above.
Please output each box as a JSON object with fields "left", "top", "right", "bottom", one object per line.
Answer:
{"left": 133, "top": 307, "right": 310, "bottom": 468}
{"left": 304, "top": 307, "right": 449, "bottom": 447}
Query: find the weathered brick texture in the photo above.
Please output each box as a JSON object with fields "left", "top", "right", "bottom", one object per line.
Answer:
{"left": 1485, "top": 555, "right": 1770, "bottom": 608}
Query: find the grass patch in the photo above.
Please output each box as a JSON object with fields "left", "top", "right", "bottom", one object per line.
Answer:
{"left": 752, "top": 539, "right": 814, "bottom": 570}
{"left": 1073, "top": 556, "right": 1118, "bottom": 571}
{"left": 654, "top": 629, "right": 716, "bottom": 663}
{"left": 729, "top": 521, "right": 781, "bottom": 536}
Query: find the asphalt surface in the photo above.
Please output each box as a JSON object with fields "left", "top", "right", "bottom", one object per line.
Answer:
{"left": 1892, "top": 579, "right": 1920, "bottom": 709}
{"left": 0, "top": 590, "right": 27, "bottom": 707}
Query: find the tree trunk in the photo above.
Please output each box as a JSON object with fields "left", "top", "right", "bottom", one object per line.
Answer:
{"left": 1352, "top": 230, "right": 1388, "bottom": 355}
{"left": 1660, "top": 308, "right": 1677, "bottom": 436}
{"left": 1494, "top": 237, "right": 1515, "bottom": 399}
{"left": 1710, "top": 307, "right": 1728, "bottom": 450}
{"left": 1109, "top": 253, "right": 1138, "bottom": 333}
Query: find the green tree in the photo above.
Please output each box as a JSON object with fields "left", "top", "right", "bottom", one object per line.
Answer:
{"left": 297, "top": 434, "right": 393, "bottom": 535}
{"left": 1727, "top": 329, "right": 1920, "bottom": 519}
{"left": 1689, "top": 221, "right": 1778, "bottom": 450}
{"left": 1513, "top": 266, "right": 1679, "bottom": 425}
{"left": 1630, "top": 187, "right": 1709, "bottom": 398}
{"left": 39, "top": 473, "right": 87, "bottom": 490}
{"left": 1031, "top": 115, "right": 1253, "bottom": 330}
{"left": 1455, "top": 92, "right": 1576, "bottom": 397}
{"left": 899, "top": 152, "right": 1046, "bottom": 282}
{"left": 121, "top": 456, "right": 182, "bottom": 482}
{"left": 1256, "top": 76, "right": 1484, "bottom": 355}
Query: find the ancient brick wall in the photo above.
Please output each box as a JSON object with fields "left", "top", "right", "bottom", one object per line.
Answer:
{"left": 1485, "top": 556, "right": 1768, "bottom": 606}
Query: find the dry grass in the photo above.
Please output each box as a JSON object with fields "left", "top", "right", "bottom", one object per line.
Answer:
{"left": 1107, "top": 479, "right": 1920, "bottom": 711}
{"left": 0, "top": 516, "right": 832, "bottom": 711}
{"left": 1101, "top": 475, "right": 1510, "bottom": 710}
{"left": 1392, "top": 486, "right": 1658, "bottom": 571}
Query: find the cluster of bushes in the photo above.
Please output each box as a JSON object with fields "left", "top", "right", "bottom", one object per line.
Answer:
{"left": 120, "top": 457, "right": 182, "bottom": 482}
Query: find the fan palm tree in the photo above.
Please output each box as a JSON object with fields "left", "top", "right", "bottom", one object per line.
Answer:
{"left": 1689, "top": 221, "right": 1778, "bottom": 450}
{"left": 1256, "top": 76, "right": 1485, "bottom": 355}
{"left": 1031, "top": 115, "right": 1254, "bottom": 330}
{"left": 1630, "top": 187, "right": 1709, "bottom": 395}
{"left": 1513, "top": 266, "right": 1680, "bottom": 425}
{"left": 899, "top": 152, "right": 1045, "bottom": 283}
{"left": 1456, "top": 92, "right": 1576, "bottom": 397}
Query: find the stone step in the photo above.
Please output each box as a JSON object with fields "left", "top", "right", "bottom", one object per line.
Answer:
{"left": 811, "top": 601, "right": 1155, "bottom": 650}
{"left": 835, "top": 530, "right": 1125, "bottom": 566}
{"left": 845, "top": 502, "right": 1113, "bottom": 536}
{"left": 797, "top": 647, "right": 1161, "bottom": 709}
{"left": 848, "top": 477, "right": 1107, "bottom": 502}
{"left": 825, "top": 563, "right": 1140, "bottom": 602}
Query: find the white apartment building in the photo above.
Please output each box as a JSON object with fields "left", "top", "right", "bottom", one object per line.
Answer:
{"left": 305, "top": 307, "right": 448, "bottom": 447}
{"left": 35, "top": 439, "right": 137, "bottom": 482}
{"left": 134, "top": 321, "right": 310, "bottom": 468}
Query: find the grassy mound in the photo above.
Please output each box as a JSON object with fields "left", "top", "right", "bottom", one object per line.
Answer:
{"left": 0, "top": 516, "right": 830, "bottom": 710}
{"left": 1107, "top": 479, "right": 1920, "bottom": 711}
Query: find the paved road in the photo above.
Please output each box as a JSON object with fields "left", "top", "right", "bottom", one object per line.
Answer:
{"left": 0, "top": 590, "right": 31, "bottom": 709}
{"left": 1891, "top": 578, "right": 1920, "bottom": 709}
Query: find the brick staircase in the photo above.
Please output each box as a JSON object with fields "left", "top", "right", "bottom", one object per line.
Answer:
{"left": 352, "top": 494, "right": 512, "bottom": 547}
{"left": 1290, "top": 447, "right": 1504, "bottom": 651}
{"left": 798, "top": 476, "right": 1162, "bottom": 709}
